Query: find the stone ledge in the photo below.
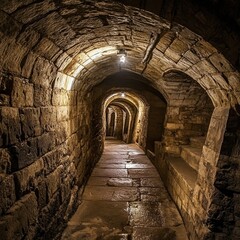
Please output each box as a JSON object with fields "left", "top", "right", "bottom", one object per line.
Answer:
{"left": 166, "top": 155, "right": 198, "bottom": 192}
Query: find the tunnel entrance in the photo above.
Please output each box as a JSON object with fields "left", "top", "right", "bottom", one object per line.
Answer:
{"left": 93, "top": 71, "right": 167, "bottom": 153}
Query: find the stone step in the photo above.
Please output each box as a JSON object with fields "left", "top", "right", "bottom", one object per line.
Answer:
{"left": 180, "top": 146, "right": 202, "bottom": 171}
{"left": 166, "top": 156, "right": 198, "bottom": 192}
{"left": 190, "top": 136, "right": 206, "bottom": 148}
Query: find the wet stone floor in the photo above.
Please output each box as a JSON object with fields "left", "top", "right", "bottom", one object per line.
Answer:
{"left": 61, "top": 140, "right": 188, "bottom": 240}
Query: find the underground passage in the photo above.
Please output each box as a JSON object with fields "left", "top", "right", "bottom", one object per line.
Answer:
{"left": 0, "top": 0, "right": 240, "bottom": 239}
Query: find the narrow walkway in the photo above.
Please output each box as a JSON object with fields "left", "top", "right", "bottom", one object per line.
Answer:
{"left": 61, "top": 140, "right": 188, "bottom": 240}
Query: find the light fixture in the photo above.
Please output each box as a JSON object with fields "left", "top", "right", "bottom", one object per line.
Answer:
{"left": 120, "top": 55, "right": 126, "bottom": 63}
{"left": 117, "top": 49, "right": 127, "bottom": 64}
{"left": 121, "top": 92, "right": 125, "bottom": 97}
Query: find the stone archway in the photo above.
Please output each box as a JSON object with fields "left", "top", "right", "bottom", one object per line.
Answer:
{"left": 0, "top": 1, "right": 240, "bottom": 239}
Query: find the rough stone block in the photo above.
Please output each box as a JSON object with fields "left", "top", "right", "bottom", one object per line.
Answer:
{"left": 0, "top": 148, "right": 11, "bottom": 174}
{"left": 9, "top": 138, "right": 38, "bottom": 170}
{"left": 33, "top": 37, "right": 60, "bottom": 60}
{"left": 194, "top": 59, "right": 217, "bottom": 75}
{"left": 223, "top": 71, "right": 240, "bottom": 90}
{"left": 210, "top": 74, "right": 229, "bottom": 90}
{"left": 0, "top": 10, "right": 21, "bottom": 37}
{"left": 17, "top": 27, "right": 40, "bottom": 49}
{"left": 0, "top": 175, "right": 16, "bottom": 216}
{"left": 166, "top": 123, "right": 184, "bottom": 130}
{"left": 0, "top": 94, "right": 10, "bottom": 106}
{"left": 202, "top": 146, "right": 219, "bottom": 167}
{"left": 52, "top": 89, "right": 69, "bottom": 106}
{"left": 42, "top": 148, "right": 61, "bottom": 175}
{"left": 0, "top": 0, "right": 35, "bottom": 14}
{"left": 54, "top": 52, "right": 71, "bottom": 70}
{"left": 55, "top": 122, "right": 68, "bottom": 145}
{"left": 14, "top": 158, "right": 44, "bottom": 197}
{"left": 193, "top": 40, "right": 217, "bottom": 59}
{"left": 34, "top": 85, "right": 51, "bottom": 107}
{"left": 37, "top": 132, "right": 56, "bottom": 156}
{"left": 209, "top": 53, "right": 234, "bottom": 73}
{"left": 31, "top": 57, "right": 57, "bottom": 88}
{"left": 0, "top": 107, "right": 21, "bottom": 147}
{"left": 13, "top": 0, "right": 56, "bottom": 24}
{"left": 0, "top": 192, "right": 38, "bottom": 240}
{"left": 57, "top": 106, "right": 69, "bottom": 122}
{"left": 156, "top": 30, "right": 176, "bottom": 53}
{"left": 21, "top": 51, "right": 37, "bottom": 78}
{"left": 20, "top": 107, "right": 41, "bottom": 139}
{"left": 183, "top": 49, "right": 201, "bottom": 64}
{"left": 36, "top": 179, "right": 47, "bottom": 209}
{"left": 40, "top": 107, "right": 57, "bottom": 132}
{"left": 4, "top": 42, "right": 28, "bottom": 75}
{"left": 11, "top": 77, "right": 34, "bottom": 107}
{"left": 165, "top": 38, "right": 189, "bottom": 63}
{"left": 215, "top": 155, "right": 240, "bottom": 193}
{"left": 206, "top": 107, "right": 229, "bottom": 152}
{"left": 0, "top": 73, "right": 13, "bottom": 95}
{"left": 38, "top": 191, "right": 61, "bottom": 232}
{"left": 60, "top": 179, "right": 71, "bottom": 203}
{"left": 46, "top": 165, "right": 63, "bottom": 198}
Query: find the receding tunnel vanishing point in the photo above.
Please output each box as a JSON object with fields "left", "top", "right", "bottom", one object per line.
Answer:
{"left": 0, "top": 0, "right": 240, "bottom": 240}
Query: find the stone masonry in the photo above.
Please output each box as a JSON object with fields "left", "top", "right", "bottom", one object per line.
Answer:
{"left": 0, "top": 1, "right": 240, "bottom": 239}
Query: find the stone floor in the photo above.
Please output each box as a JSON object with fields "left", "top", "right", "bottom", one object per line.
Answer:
{"left": 61, "top": 139, "right": 188, "bottom": 240}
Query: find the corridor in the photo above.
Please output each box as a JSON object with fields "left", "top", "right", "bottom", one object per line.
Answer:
{"left": 61, "top": 139, "right": 187, "bottom": 240}
{"left": 1, "top": 0, "right": 240, "bottom": 239}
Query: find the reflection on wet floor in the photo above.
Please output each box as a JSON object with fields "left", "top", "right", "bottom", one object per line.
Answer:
{"left": 61, "top": 140, "right": 188, "bottom": 240}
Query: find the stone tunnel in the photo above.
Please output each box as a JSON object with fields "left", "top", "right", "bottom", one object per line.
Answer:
{"left": 0, "top": 0, "right": 240, "bottom": 239}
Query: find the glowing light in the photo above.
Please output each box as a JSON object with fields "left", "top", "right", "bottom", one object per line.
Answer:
{"left": 91, "top": 52, "right": 102, "bottom": 60}
{"left": 83, "top": 58, "right": 92, "bottom": 66}
{"left": 117, "top": 49, "right": 127, "bottom": 64}
{"left": 120, "top": 55, "right": 126, "bottom": 63}
{"left": 72, "top": 64, "right": 84, "bottom": 77}
{"left": 66, "top": 76, "right": 74, "bottom": 90}
{"left": 121, "top": 92, "right": 125, "bottom": 97}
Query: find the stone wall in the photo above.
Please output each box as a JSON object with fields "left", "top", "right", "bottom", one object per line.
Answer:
{"left": 162, "top": 71, "right": 214, "bottom": 155}
{"left": 146, "top": 92, "right": 168, "bottom": 152}
{"left": 0, "top": 1, "right": 240, "bottom": 239}
{"left": 209, "top": 107, "right": 240, "bottom": 239}
{"left": 155, "top": 106, "right": 240, "bottom": 239}
{"left": 0, "top": 70, "right": 102, "bottom": 239}
{"left": 108, "top": 105, "right": 124, "bottom": 140}
{"left": 0, "top": 35, "right": 102, "bottom": 240}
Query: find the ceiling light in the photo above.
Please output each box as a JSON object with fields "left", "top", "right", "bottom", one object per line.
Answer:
{"left": 117, "top": 49, "right": 127, "bottom": 64}
{"left": 120, "top": 55, "right": 125, "bottom": 63}
{"left": 121, "top": 92, "right": 125, "bottom": 97}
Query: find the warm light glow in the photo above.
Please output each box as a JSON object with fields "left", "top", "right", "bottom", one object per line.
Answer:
{"left": 65, "top": 46, "right": 118, "bottom": 77}
{"left": 66, "top": 76, "right": 74, "bottom": 90}
{"left": 72, "top": 64, "right": 84, "bottom": 77}
{"left": 117, "top": 49, "right": 127, "bottom": 64}
{"left": 120, "top": 55, "right": 126, "bottom": 63}
{"left": 83, "top": 58, "right": 92, "bottom": 66}
{"left": 121, "top": 92, "right": 125, "bottom": 97}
